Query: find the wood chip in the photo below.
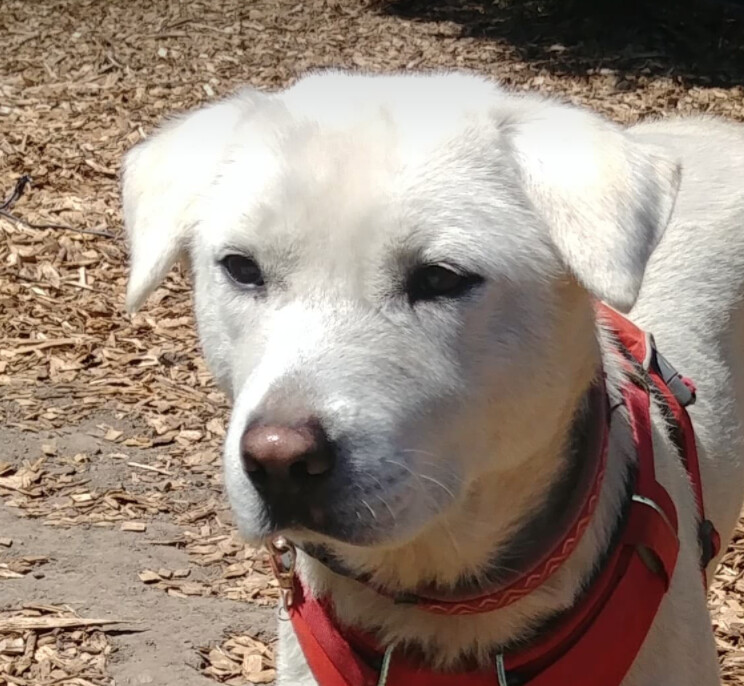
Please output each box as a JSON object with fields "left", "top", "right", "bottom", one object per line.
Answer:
{"left": 0, "top": 616, "right": 125, "bottom": 632}
{"left": 0, "top": 567, "right": 25, "bottom": 579}
{"left": 127, "top": 461, "right": 173, "bottom": 476}
{"left": 121, "top": 521, "right": 147, "bottom": 532}
{"left": 71, "top": 493, "right": 94, "bottom": 503}
{"left": 138, "top": 570, "right": 161, "bottom": 584}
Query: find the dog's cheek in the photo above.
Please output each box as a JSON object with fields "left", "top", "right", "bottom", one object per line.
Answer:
{"left": 192, "top": 267, "right": 246, "bottom": 399}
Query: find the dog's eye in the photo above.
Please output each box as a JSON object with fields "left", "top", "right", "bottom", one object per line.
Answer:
{"left": 407, "top": 264, "right": 482, "bottom": 303}
{"left": 221, "top": 255, "right": 265, "bottom": 287}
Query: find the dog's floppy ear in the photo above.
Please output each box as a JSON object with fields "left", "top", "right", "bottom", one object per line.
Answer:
{"left": 508, "top": 103, "right": 681, "bottom": 312}
{"left": 122, "top": 97, "right": 247, "bottom": 312}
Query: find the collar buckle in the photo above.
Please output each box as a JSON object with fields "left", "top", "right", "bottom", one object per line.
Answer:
{"left": 267, "top": 536, "right": 297, "bottom": 612}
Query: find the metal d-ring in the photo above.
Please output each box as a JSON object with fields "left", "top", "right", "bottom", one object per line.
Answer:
{"left": 376, "top": 643, "right": 397, "bottom": 686}
{"left": 496, "top": 653, "right": 509, "bottom": 686}
{"left": 631, "top": 494, "right": 677, "bottom": 539}
{"left": 267, "top": 535, "right": 297, "bottom": 614}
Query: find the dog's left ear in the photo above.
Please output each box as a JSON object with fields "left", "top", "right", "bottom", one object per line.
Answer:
{"left": 508, "top": 103, "right": 681, "bottom": 312}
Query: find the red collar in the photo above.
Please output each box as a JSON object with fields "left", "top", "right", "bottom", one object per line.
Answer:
{"left": 273, "top": 305, "right": 718, "bottom": 686}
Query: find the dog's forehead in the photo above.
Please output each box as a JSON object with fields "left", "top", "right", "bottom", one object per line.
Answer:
{"left": 207, "top": 78, "right": 517, "bottom": 264}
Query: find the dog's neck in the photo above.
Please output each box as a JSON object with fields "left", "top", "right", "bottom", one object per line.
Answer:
{"left": 296, "top": 312, "right": 633, "bottom": 669}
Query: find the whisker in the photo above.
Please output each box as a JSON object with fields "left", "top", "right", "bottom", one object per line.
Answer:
{"left": 384, "top": 457, "right": 416, "bottom": 475}
{"left": 439, "top": 518, "right": 462, "bottom": 558}
{"left": 401, "top": 448, "right": 438, "bottom": 458}
{"left": 375, "top": 494, "right": 397, "bottom": 522}
{"left": 399, "top": 451, "right": 464, "bottom": 486}
{"left": 382, "top": 457, "right": 463, "bottom": 556}
{"left": 417, "top": 473, "right": 456, "bottom": 500}
{"left": 360, "top": 498, "right": 377, "bottom": 520}
{"left": 361, "top": 473, "right": 399, "bottom": 523}
{"left": 384, "top": 458, "right": 457, "bottom": 501}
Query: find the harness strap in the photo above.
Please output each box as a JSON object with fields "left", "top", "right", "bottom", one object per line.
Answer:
{"left": 598, "top": 305, "right": 720, "bottom": 573}
{"left": 291, "top": 585, "right": 376, "bottom": 686}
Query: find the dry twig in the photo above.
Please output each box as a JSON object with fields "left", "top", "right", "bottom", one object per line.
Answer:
{"left": 0, "top": 175, "right": 115, "bottom": 238}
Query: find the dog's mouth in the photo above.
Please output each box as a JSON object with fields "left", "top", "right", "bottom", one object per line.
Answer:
{"left": 255, "top": 487, "right": 408, "bottom": 548}
{"left": 227, "top": 453, "right": 459, "bottom": 549}
{"left": 258, "top": 493, "right": 339, "bottom": 540}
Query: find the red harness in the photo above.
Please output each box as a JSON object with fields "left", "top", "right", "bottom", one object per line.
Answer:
{"left": 277, "top": 305, "right": 719, "bottom": 686}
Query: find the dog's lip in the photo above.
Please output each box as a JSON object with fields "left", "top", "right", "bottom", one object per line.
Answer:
{"left": 258, "top": 513, "right": 391, "bottom": 548}
{"left": 247, "top": 473, "right": 458, "bottom": 548}
{"left": 257, "top": 507, "right": 420, "bottom": 549}
{"left": 258, "top": 499, "right": 327, "bottom": 536}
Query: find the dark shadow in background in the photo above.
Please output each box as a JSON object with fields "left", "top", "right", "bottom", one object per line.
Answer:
{"left": 378, "top": 0, "right": 744, "bottom": 87}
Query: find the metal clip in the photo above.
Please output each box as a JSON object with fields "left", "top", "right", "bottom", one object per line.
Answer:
{"left": 496, "top": 653, "right": 509, "bottom": 686}
{"left": 267, "top": 536, "right": 297, "bottom": 614}
{"left": 376, "top": 643, "right": 397, "bottom": 686}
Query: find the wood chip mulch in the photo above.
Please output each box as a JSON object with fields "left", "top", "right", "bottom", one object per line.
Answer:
{"left": 1, "top": 0, "right": 744, "bottom": 683}
{"left": 0, "top": 606, "right": 118, "bottom": 686}
{"left": 199, "top": 634, "right": 277, "bottom": 685}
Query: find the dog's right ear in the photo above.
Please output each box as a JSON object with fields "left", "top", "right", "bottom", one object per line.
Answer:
{"left": 122, "top": 97, "right": 247, "bottom": 312}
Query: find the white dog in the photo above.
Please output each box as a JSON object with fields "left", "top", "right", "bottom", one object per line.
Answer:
{"left": 122, "top": 71, "right": 744, "bottom": 686}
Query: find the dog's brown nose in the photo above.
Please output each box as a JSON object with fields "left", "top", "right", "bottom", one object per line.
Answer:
{"left": 240, "top": 421, "right": 335, "bottom": 486}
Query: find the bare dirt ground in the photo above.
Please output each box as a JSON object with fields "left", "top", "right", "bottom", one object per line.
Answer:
{"left": 2, "top": 0, "right": 744, "bottom": 684}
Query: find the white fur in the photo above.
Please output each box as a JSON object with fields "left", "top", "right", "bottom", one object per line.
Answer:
{"left": 123, "top": 71, "right": 744, "bottom": 685}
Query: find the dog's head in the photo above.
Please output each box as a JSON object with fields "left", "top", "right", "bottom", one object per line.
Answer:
{"left": 123, "top": 71, "right": 679, "bottom": 553}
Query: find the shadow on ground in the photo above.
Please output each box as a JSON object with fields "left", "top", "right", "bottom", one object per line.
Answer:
{"left": 377, "top": 0, "right": 744, "bottom": 86}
